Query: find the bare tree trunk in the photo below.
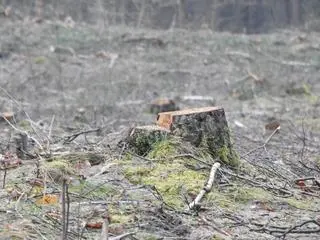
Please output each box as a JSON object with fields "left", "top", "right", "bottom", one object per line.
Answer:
{"left": 119, "top": 0, "right": 126, "bottom": 25}
{"left": 290, "top": 0, "right": 301, "bottom": 25}
{"left": 177, "top": 0, "right": 186, "bottom": 28}
{"left": 137, "top": 0, "right": 146, "bottom": 28}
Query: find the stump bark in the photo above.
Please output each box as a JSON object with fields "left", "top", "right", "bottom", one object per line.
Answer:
{"left": 156, "top": 106, "right": 238, "bottom": 166}
{"left": 126, "top": 125, "right": 171, "bottom": 155}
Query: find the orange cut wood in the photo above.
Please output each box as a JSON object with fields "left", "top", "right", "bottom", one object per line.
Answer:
{"left": 1, "top": 112, "right": 14, "bottom": 122}
{"left": 157, "top": 106, "right": 222, "bottom": 131}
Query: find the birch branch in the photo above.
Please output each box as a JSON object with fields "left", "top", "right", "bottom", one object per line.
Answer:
{"left": 189, "top": 162, "right": 221, "bottom": 210}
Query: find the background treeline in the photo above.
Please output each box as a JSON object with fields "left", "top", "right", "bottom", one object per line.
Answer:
{"left": 2, "top": 0, "right": 320, "bottom": 33}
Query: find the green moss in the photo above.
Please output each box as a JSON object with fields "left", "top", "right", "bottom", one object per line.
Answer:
{"left": 132, "top": 135, "right": 154, "bottom": 155}
{"left": 145, "top": 163, "right": 207, "bottom": 208}
{"left": 130, "top": 132, "right": 170, "bottom": 156}
{"left": 206, "top": 191, "right": 236, "bottom": 210}
{"left": 69, "top": 181, "right": 118, "bottom": 199}
{"left": 122, "top": 152, "right": 133, "bottom": 162}
{"left": 107, "top": 204, "right": 134, "bottom": 225}
{"left": 124, "top": 166, "right": 152, "bottom": 184}
{"left": 110, "top": 214, "right": 132, "bottom": 224}
{"left": 199, "top": 125, "right": 240, "bottom": 168}
{"left": 18, "top": 120, "right": 32, "bottom": 131}
{"left": 44, "top": 158, "right": 75, "bottom": 176}
{"left": 206, "top": 184, "right": 319, "bottom": 212}
{"left": 123, "top": 136, "right": 241, "bottom": 209}
{"left": 284, "top": 197, "right": 316, "bottom": 210}
{"left": 303, "top": 83, "right": 319, "bottom": 104}
{"left": 286, "top": 83, "right": 319, "bottom": 104}
{"left": 123, "top": 154, "right": 207, "bottom": 209}
{"left": 206, "top": 186, "right": 272, "bottom": 210}
{"left": 25, "top": 203, "right": 43, "bottom": 216}
{"left": 34, "top": 56, "right": 46, "bottom": 64}
{"left": 147, "top": 139, "right": 177, "bottom": 159}
{"left": 233, "top": 186, "right": 272, "bottom": 203}
{"left": 211, "top": 235, "right": 225, "bottom": 240}
{"left": 216, "top": 146, "right": 240, "bottom": 168}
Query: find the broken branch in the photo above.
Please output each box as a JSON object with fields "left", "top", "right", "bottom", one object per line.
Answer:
{"left": 188, "top": 162, "right": 221, "bottom": 210}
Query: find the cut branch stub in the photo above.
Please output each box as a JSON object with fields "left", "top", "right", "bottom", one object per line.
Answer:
{"left": 127, "top": 125, "right": 171, "bottom": 156}
{"left": 156, "top": 106, "right": 239, "bottom": 167}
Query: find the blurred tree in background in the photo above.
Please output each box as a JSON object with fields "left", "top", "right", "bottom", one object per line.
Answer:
{"left": 1, "top": 0, "right": 320, "bottom": 33}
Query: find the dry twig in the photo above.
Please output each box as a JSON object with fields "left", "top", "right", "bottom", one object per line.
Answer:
{"left": 200, "top": 215, "right": 231, "bottom": 238}
{"left": 61, "top": 178, "right": 70, "bottom": 240}
{"left": 63, "top": 128, "right": 100, "bottom": 144}
{"left": 241, "top": 125, "right": 280, "bottom": 158}
{"left": 280, "top": 219, "right": 320, "bottom": 238}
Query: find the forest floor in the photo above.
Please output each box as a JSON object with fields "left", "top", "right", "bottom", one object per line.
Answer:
{"left": 0, "top": 17, "right": 320, "bottom": 240}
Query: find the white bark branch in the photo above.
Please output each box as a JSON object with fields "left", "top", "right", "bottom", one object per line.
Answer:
{"left": 189, "top": 162, "right": 221, "bottom": 210}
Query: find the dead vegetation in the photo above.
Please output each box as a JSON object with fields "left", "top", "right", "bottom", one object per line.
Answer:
{"left": 0, "top": 4, "right": 320, "bottom": 240}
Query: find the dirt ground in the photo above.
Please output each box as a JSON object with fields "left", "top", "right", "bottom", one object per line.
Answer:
{"left": 0, "top": 16, "right": 320, "bottom": 240}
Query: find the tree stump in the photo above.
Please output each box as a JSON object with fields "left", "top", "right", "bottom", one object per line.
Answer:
{"left": 149, "top": 98, "right": 179, "bottom": 115}
{"left": 0, "top": 111, "right": 14, "bottom": 123}
{"left": 14, "top": 132, "right": 28, "bottom": 160}
{"left": 156, "top": 106, "right": 238, "bottom": 166}
{"left": 126, "top": 125, "right": 171, "bottom": 155}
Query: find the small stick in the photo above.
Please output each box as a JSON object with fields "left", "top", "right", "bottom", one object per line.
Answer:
{"left": 281, "top": 220, "right": 320, "bottom": 239}
{"left": 188, "top": 162, "right": 221, "bottom": 209}
{"left": 48, "top": 115, "right": 55, "bottom": 140}
{"left": 110, "top": 232, "right": 136, "bottom": 240}
{"left": 2, "top": 164, "right": 7, "bottom": 188}
{"left": 61, "top": 177, "right": 70, "bottom": 240}
{"left": 200, "top": 216, "right": 231, "bottom": 238}
{"left": 247, "top": 70, "right": 264, "bottom": 83}
{"left": 100, "top": 214, "right": 110, "bottom": 240}
{"left": 63, "top": 128, "right": 100, "bottom": 144}
{"left": 241, "top": 125, "right": 280, "bottom": 158}
{"left": 1, "top": 114, "right": 43, "bottom": 151}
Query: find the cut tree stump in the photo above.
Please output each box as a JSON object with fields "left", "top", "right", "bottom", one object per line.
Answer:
{"left": 126, "top": 125, "right": 171, "bottom": 155}
{"left": 149, "top": 98, "right": 179, "bottom": 115}
{"left": 1, "top": 111, "right": 14, "bottom": 122}
{"left": 156, "top": 106, "right": 238, "bottom": 166}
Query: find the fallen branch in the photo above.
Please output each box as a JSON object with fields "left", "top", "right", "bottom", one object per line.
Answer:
{"left": 110, "top": 232, "right": 136, "bottom": 240}
{"left": 123, "top": 37, "right": 166, "bottom": 48}
{"left": 280, "top": 220, "right": 320, "bottom": 238}
{"left": 247, "top": 70, "right": 264, "bottom": 83}
{"left": 226, "top": 51, "right": 253, "bottom": 61}
{"left": 188, "top": 162, "right": 221, "bottom": 210}
{"left": 220, "top": 168, "right": 293, "bottom": 196}
{"left": 200, "top": 215, "right": 231, "bottom": 238}
{"left": 1, "top": 113, "right": 44, "bottom": 151}
{"left": 241, "top": 125, "right": 280, "bottom": 158}
{"left": 61, "top": 178, "right": 70, "bottom": 240}
{"left": 251, "top": 219, "right": 320, "bottom": 237}
{"left": 258, "top": 51, "right": 318, "bottom": 67}
{"left": 63, "top": 128, "right": 100, "bottom": 144}
{"left": 170, "top": 154, "right": 211, "bottom": 167}
{"left": 100, "top": 214, "right": 109, "bottom": 240}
